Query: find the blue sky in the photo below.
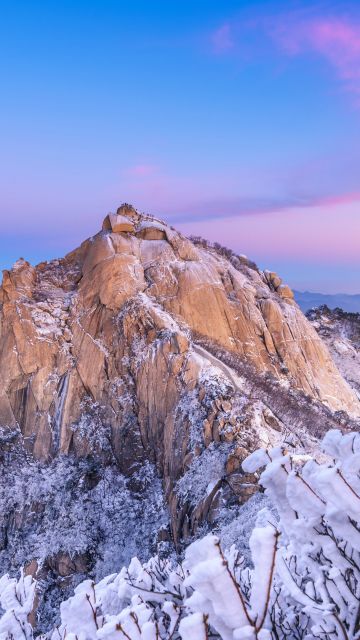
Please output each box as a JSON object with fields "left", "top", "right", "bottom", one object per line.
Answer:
{"left": 1, "top": 0, "right": 360, "bottom": 292}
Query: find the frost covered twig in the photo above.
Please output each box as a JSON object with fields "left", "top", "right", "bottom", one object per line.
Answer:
{"left": 4, "top": 429, "right": 360, "bottom": 639}
{"left": 0, "top": 569, "right": 36, "bottom": 639}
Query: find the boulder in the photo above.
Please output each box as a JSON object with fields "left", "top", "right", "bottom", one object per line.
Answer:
{"left": 103, "top": 213, "right": 135, "bottom": 233}
{"left": 116, "top": 203, "right": 138, "bottom": 218}
{"left": 137, "top": 221, "right": 167, "bottom": 241}
{"left": 264, "top": 270, "right": 282, "bottom": 289}
{"left": 278, "top": 284, "right": 294, "bottom": 299}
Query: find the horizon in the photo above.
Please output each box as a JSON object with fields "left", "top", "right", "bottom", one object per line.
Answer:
{"left": 1, "top": 0, "right": 360, "bottom": 293}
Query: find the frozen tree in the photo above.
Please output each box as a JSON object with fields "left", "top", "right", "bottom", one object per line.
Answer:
{"left": 49, "top": 555, "right": 186, "bottom": 639}
{"left": 4, "top": 429, "right": 360, "bottom": 639}
{"left": 46, "top": 529, "right": 279, "bottom": 639}
{"left": 243, "top": 429, "right": 360, "bottom": 639}
{"left": 0, "top": 569, "right": 36, "bottom": 639}
{"left": 182, "top": 530, "right": 279, "bottom": 640}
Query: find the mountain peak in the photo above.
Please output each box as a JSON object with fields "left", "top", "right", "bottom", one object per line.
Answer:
{"left": 1, "top": 208, "right": 358, "bottom": 447}
{"left": 1, "top": 207, "right": 360, "bottom": 629}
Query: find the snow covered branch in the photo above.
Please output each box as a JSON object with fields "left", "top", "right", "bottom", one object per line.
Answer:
{"left": 0, "top": 569, "right": 36, "bottom": 639}
{"left": 244, "top": 429, "right": 360, "bottom": 639}
{"left": 2, "top": 430, "right": 360, "bottom": 639}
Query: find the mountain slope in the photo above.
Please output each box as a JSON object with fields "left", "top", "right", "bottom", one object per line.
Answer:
{"left": 307, "top": 305, "right": 360, "bottom": 397}
{"left": 0, "top": 204, "right": 359, "bottom": 629}
{"left": 1, "top": 205, "right": 357, "bottom": 446}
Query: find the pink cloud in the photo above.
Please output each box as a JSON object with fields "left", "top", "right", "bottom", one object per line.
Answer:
{"left": 319, "top": 190, "right": 360, "bottom": 206}
{"left": 210, "top": 12, "right": 360, "bottom": 100}
{"left": 176, "top": 198, "right": 360, "bottom": 266}
{"left": 118, "top": 159, "right": 360, "bottom": 222}
{"left": 269, "top": 15, "right": 360, "bottom": 99}
{"left": 126, "top": 164, "right": 158, "bottom": 177}
{"left": 163, "top": 188, "right": 360, "bottom": 223}
{"left": 211, "top": 23, "right": 234, "bottom": 53}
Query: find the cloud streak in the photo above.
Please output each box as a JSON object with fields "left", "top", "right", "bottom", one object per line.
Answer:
{"left": 270, "top": 15, "right": 360, "bottom": 100}
{"left": 118, "top": 163, "right": 360, "bottom": 223}
{"left": 210, "top": 11, "right": 360, "bottom": 102}
{"left": 126, "top": 164, "right": 158, "bottom": 177}
{"left": 211, "top": 23, "right": 234, "bottom": 53}
{"left": 176, "top": 199, "right": 360, "bottom": 267}
{"left": 167, "top": 190, "right": 360, "bottom": 223}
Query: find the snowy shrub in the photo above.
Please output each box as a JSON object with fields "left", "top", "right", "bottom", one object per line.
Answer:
{"left": 44, "top": 531, "right": 280, "bottom": 640}
{"left": 1, "top": 533, "right": 278, "bottom": 638}
{"left": 175, "top": 443, "right": 229, "bottom": 506}
{"left": 0, "top": 569, "right": 36, "bottom": 639}
{"left": 70, "top": 401, "right": 113, "bottom": 457}
{"left": 0, "top": 455, "right": 169, "bottom": 634}
{"left": 243, "top": 429, "right": 360, "bottom": 639}
{"left": 49, "top": 554, "right": 186, "bottom": 640}
{"left": 188, "top": 236, "right": 259, "bottom": 272}
{"left": 3, "top": 429, "right": 360, "bottom": 639}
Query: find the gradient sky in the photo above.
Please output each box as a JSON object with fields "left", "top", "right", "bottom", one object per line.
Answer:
{"left": 1, "top": 0, "right": 360, "bottom": 293}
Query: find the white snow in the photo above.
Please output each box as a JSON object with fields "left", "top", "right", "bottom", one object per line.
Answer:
{"left": 2, "top": 430, "right": 360, "bottom": 639}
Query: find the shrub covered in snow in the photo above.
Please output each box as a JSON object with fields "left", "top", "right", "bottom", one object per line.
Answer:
{"left": 2, "top": 429, "right": 360, "bottom": 639}
{"left": 0, "top": 454, "right": 169, "bottom": 634}
{"left": 0, "top": 570, "right": 35, "bottom": 639}
{"left": 243, "top": 428, "right": 360, "bottom": 639}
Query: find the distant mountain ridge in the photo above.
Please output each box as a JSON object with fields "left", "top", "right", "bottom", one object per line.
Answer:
{"left": 295, "top": 290, "right": 360, "bottom": 313}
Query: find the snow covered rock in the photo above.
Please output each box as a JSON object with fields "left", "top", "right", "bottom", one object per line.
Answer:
{"left": 307, "top": 305, "right": 360, "bottom": 397}
{"left": 0, "top": 208, "right": 360, "bottom": 632}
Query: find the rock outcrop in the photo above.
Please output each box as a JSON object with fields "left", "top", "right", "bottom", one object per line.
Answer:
{"left": 1, "top": 209, "right": 358, "bottom": 451}
{"left": 0, "top": 206, "right": 359, "bottom": 629}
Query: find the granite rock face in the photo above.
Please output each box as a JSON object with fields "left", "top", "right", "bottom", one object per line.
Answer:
{"left": 0, "top": 207, "right": 359, "bottom": 628}
{"left": 1, "top": 209, "right": 358, "bottom": 457}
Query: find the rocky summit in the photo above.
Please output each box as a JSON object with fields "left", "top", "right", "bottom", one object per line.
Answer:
{"left": 0, "top": 205, "right": 359, "bottom": 631}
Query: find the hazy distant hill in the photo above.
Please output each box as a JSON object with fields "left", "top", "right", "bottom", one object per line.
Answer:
{"left": 295, "top": 291, "right": 360, "bottom": 313}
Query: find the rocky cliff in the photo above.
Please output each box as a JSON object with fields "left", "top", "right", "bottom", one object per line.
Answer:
{"left": 0, "top": 205, "right": 359, "bottom": 630}
{"left": 307, "top": 305, "right": 360, "bottom": 398}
